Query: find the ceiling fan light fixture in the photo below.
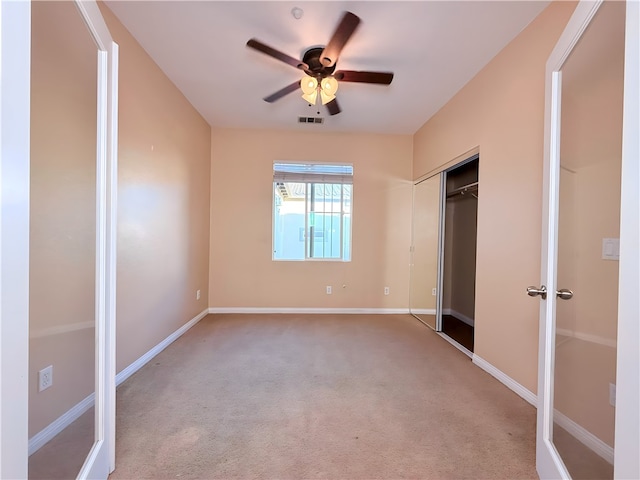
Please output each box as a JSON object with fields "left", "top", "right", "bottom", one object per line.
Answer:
{"left": 246, "top": 11, "right": 392, "bottom": 115}
{"left": 321, "top": 76, "right": 338, "bottom": 94}
{"left": 320, "top": 90, "right": 336, "bottom": 105}
{"left": 300, "top": 75, "right": 318, "bottom": 95}
{"left": 302, "top": 90, "right": 318, "bottom": 105}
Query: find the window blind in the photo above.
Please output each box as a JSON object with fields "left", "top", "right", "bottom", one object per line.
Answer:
{"left": 273, "top": 162, "right": 353, "bottom": 184}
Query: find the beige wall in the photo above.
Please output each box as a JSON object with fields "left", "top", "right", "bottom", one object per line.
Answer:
{"left": 30, "top": 1, "right": 98, "bottom": 437}
{"left": 99, "top": 4, "right": 211, "bottom": 373}
{"left": 209, "top": 129, "right": 413, "bottom": 309}
{"left": 413, "top": 1, "right": 577, "bottom": 393}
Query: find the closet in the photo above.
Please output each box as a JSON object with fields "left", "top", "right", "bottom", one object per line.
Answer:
{"left": 410, "top": 154, "right": 478, "bottom": 355}
{"left": 441, "top": 157, "right": 478, "bottom": 352}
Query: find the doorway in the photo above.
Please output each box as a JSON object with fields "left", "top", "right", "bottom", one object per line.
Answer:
{"left": 440, "top": 156, "right": 478, "bottom": 353}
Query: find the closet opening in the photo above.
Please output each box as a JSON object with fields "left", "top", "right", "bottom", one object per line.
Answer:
{"left": 440, "top": 156, "right": 478, "bottom": 353}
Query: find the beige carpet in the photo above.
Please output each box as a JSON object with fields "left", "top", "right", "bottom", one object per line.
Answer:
{"left": 108, "top": 314, "right": 538, "bottom": 479}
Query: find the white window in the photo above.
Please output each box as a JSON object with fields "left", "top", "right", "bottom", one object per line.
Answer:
{"left": 273, "top": 162, "right": 352, "bottom": 261}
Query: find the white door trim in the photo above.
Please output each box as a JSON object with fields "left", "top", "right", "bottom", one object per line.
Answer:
{"left": 0, "top": 1, "right": 31, "bottom": 478}
{"left": 614, "top": 1, "right": 640, "bottom": 477}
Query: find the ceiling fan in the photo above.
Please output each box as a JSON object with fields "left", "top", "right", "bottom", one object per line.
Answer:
{"left": 246, "top": 11, "right": 394, "bottom": 116}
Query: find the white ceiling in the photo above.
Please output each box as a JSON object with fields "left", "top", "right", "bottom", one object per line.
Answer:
{"left": 105, "top": 1, "right": 550, "bottom": 135}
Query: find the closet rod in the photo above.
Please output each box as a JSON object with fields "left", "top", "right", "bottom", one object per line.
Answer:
{"left": 447, "top": 181, "right": 478, "bottom": 198}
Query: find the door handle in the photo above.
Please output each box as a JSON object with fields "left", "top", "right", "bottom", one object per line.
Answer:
{"left": 527, "top": 285, "right": 547, "bottom": 299}
{"left": 556, "top": 288, "right": 574, "bottom": 300}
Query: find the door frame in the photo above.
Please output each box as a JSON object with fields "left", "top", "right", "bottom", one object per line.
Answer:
{"left": 537, "top": 0, "right": 640, "bottom": 478}
{"left": 614, "top": 1, "right": 639, "bottom": 477}
{"left": 0, "top": 1, "right": 31, "bottom": 477}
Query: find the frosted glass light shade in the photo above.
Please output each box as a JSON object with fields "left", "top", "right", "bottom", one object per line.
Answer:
{"left": 300, "top": 75, "right": 318, "bottom": 94}
{"left": 321, "top": 76, "right": 338, "bottom": 95}
{"left": 302, "top": 91, "right": 318, "bottom": 104}
{"left": 320, "top": 90, "right": 336, "bottom": 105}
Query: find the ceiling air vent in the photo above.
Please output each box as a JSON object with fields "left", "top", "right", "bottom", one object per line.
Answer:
{"left": 298, "top": 116, "right": 324, "bottom": 124}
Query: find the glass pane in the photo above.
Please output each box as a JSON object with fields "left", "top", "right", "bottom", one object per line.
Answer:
{"left": 29, "top": 1, "right": 98, "bottom": 478}
{"left": 553, "top": 2, "right": 625, "bottom": 478}
{"left": 273, "top": 182, "right": 305, "bottom": 260}
{"left": 410, "top": 175, "right": 441, "bottom": 329}
{"left": 309, "top": 183, "right": 345, "bottom": 260}
{"left": 273, "top": 179, "right": 351, "bottom": 261}
{"left": 343, "top": 185, "right": 352, "bottom": 261}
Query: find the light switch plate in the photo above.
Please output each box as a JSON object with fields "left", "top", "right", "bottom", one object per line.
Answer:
{"left": 602, "top": 238, "right": 620, "bottom": 260}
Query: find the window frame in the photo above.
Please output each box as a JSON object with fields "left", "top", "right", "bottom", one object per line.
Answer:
{"left": 272, "top": 161, "right": 353, "bottom": 262}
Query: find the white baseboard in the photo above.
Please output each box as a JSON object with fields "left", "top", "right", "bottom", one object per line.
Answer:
{"left": 472, "top": 354, "right": 613, "bottom": 465}
{"left": 28, "top": 392, "right": 94, "bottom": 455}
{"left": 554, "top": 410, "right": 614, "bottom": 464}
{"left": 411, "top": 308, "right": 436, "bottom": 315}
{"left": 28, "top": 308, "right": 209, "bottom": 456}
{"left": 116, "top": 308, "right": 209, "bottom": 386}
{"left": 437, "top": 332, "right": 472, "bottom": 358}
{"left": 472, "top": 354, "right": 537, "bottom": 405}
{"left": 208, "top": 307, "right": 410, "bottom": 315}
{"left": 442, "top": 308, "right": 475, "bottom": 327}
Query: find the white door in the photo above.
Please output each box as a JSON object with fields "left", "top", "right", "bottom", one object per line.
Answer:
{"left": 535, "top": 1, "right": 639, "bottom": 478}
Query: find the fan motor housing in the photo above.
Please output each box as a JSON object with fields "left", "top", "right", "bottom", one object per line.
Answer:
{"left": 302, "top": 47, "right": 336, "bottom": 78}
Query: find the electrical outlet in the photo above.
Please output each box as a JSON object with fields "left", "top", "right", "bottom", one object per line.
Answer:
{"left": 384, "top": 286, "right": 390, "bottom": 296}
{"left": 432, "top": 288, "right": 437, "bottom": 296}
{"left": 39, "top": 365, "right": 53, "bottom": 392}
{"left": 196, "top": 289, "right": 201, "bottom": 300}
{"left": 326, "top": 286, "right": 332, "bottom": 295}
{"left": 609, "top": 383, "right": 616, "bottom": 407}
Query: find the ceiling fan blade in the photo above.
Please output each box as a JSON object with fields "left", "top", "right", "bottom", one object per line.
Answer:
{"left": 335, "top": 70, "right": 394, "bottom": 85}
{"left": 326, "top": 98, "right": 341, "bottom": 116}
{"left": 263, "top": 81, "right": 301, "bottom": 103}
{"left": 320, "top": 12, "right": 361, "bottom": 67}
{"left": 247, "top": 39, "right": 308, "bottom": 71}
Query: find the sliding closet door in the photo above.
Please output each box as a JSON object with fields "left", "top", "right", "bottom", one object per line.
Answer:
{"left": 410, "top": 174, "right": 442, "bottom": 329}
